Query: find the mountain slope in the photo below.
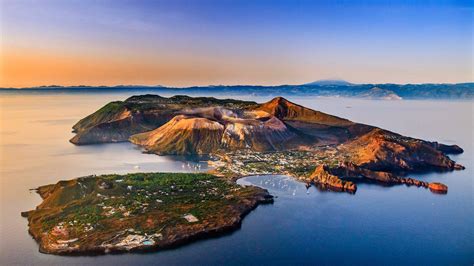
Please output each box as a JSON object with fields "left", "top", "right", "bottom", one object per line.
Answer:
{"left": 255, "top": 97, "right": 353, "bottom": 126}
{"left": 339, "top": 128, "right": 464, "bottom": 171}
{"left": 129, "top": 109, "right": 302, "bottom": 154}
{"left": 130, "top": 115, "right": 225, "bottom": 155}
{"left": 221, "top": 114, "right": 300, "bottom": 151}
{"left": 255, "top": 97, "right": 373, "bottom": 144}
{"left": 71, "top": 95, "right": 257, "bottom": 145}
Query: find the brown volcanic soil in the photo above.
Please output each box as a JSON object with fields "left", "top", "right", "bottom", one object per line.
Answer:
{"left": 130, "top": 106, "right": 306, "bottom": 154}
{"left": 339, "top": 128, "right": 463, "bottom": 172}
{"left": 130, "top": 115, "right": 225, "bottom": 155}
{"left": 255, "top": 96, "right": 353, "bottom": 126}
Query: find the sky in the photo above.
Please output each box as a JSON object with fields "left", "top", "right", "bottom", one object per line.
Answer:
{"left": 0, "top": 0, "right": 472, "bottom": 87}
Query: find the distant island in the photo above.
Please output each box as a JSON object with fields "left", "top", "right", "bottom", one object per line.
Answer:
{"left": 24, "top": 94, "right": 465, "bottom": 255}
{"left": 305, "top": 79, "right": 354, "bottom": 86}
{"left": 2, "top": 81, "right": 474, "bottom": 100}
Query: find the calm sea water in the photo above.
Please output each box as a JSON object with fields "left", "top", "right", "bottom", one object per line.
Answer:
{"left": 0, "top": 93, "right": 472, "bottom": 265}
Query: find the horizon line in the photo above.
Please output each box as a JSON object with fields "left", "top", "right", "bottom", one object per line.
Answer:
{"left": 2, "top": 81, "right": 474, "bottom": 90}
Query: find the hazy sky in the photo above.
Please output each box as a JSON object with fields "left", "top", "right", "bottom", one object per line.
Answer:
{"left": 0, "top": 0, "right": 472, "bottom": 87}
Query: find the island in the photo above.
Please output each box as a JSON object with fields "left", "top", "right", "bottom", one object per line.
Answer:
{"left": 71, "top": 94, "right": 463, "bottom": 193}
{"left": 21, "top": 173, "right": 273, "bottom": 255}
{"left": 23, "top": 94, "right": 465, "bottom": 255}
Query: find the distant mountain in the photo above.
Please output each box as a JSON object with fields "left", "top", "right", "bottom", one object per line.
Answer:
{"left": 305, "top": 79, "right": 353, "bottom": 86}
{"left": 1, "top": 82, "right": 473, "bottom": 100}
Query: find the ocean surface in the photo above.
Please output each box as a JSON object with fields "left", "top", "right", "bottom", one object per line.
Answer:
{"left": 0, "top": 92, "right": 472, "bottom": 265}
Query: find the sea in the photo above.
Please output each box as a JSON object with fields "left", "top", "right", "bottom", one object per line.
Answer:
{"left": 0, "top": 91, "right": 472, "bottom": 265}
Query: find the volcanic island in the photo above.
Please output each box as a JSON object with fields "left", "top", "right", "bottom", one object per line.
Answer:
{"left": 23, "top": 95, "right": 464, "bottom": 255}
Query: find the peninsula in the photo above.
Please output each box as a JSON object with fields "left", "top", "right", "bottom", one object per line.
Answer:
{"left": 22, "top": 173, "right": 273, "bottom": 255}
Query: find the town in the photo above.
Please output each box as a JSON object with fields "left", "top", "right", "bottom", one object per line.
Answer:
{"left": 209, "top": 146, "right": 349, "bottom": 180}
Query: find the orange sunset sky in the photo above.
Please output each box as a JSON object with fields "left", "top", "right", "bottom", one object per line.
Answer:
{"left": 1, "top": 0, "right": 472, "bottom": 88}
